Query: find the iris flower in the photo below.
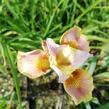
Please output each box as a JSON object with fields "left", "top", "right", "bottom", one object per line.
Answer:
{"left": 17, "top": 26, "right": 94, "bottom": 105}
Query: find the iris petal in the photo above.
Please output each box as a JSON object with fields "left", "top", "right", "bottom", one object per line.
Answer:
{"left": 72, "top": 50, "right": 92, "bottom": 68}
{"left": 78, "top": 35, "right": 90, "bottom": 51}
{"left": 17, "top": 50, "right": 50, "bottom": 79}
{"left": 64, "top": 69, "right": 94, "bottom": 105}
{"left": 60, "top": 26, "right": 90, "bottom": 51}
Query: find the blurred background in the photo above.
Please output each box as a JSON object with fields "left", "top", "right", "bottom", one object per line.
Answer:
{"left": 0, "top": 0, "right": 109, "bottom": 109}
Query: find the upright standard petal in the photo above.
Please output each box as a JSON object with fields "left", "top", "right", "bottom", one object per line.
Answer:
{"left": 45, "top": 38, "right": 75, "bottom": 82}
{"left": 60, "top": 26, "right": 90, "bottom": 51}
{"left": 17, "top": 50, "right": 50, "bottom": 79}
{"left": 64, "top": 69, "right": 94, "bottom": 105}
{"left": 72, "top": 50, "right": 92, "bottom": 68}
{"left": 45, "top": 38, "right": 91, "bottom": 83}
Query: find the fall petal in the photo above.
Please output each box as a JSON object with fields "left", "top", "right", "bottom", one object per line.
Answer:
{"left": 64, "top": 69, "right": 94, "bottom": 105}
{"left": 17, "top": 50, "right": 50, "bottom": 79}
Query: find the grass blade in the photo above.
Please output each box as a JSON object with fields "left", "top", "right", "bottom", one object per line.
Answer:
{"left": 0, "top": 41, "right": 22, "bottom": 109}
{"left": 75, "top": 0, "right": 103, "bottom": 24}
{"left": 96, "top": 103, "right": 109, "bottom": 109}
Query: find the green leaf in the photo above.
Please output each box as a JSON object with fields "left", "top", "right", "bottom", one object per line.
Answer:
{"left": 88, "top": 56, "right": 97, "bottom": 75}
{"left": 96, "top": 103, "right": 109, "bottom": 109}
{"left": 94, "top": 72, "right": 109, "bottom": 81}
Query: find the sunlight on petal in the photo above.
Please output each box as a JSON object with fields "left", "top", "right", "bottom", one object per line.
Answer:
{"left": 17, "top": 50, "right": 50, "bottom": 79}
{"left": 64, "top": 69, "right": 94, "bottom": 105}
